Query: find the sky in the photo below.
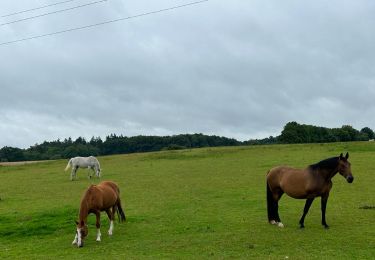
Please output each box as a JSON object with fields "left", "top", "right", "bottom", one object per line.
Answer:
{"left": 0, "top": 0, "right": 375, "bottom": 149}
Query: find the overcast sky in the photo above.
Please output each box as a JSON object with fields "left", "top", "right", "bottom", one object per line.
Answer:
{"left": 0, "top": 0, "right": 375, "bottom": 148}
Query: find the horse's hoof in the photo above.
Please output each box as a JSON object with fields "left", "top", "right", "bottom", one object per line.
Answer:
{"left": 324, "top": 225, "right": 329, "bottom": 229}
{"left": 277, "top": 222, "right": 284, "bottom": 228}
{"left": 269, "top": 220, "right": 277, "bottom": 225}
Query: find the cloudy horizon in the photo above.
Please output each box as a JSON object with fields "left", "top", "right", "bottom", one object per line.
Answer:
{"left": 1, "top": 0, "right": 375, "bottom": 149}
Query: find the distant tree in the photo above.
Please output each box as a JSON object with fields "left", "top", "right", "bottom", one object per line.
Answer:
{"left": 279, "top": 122, "right": 305, "bottom": 143}
{"left": 0, "top": 146, "right": 26, "bottom": 162}
{"left": 277, "top": 122, "right": 370, "bottom": 144}
{"left": 341, "top": 125, "right": 359, "bottom": 141}
{"left": 360, "top": 127, "right": 375, "bottom": 140}
{"left": 62, "top": 144, "right": 99, "bottom": 158}
{"left": 245, "top": 136, "right": 278, "bottom": 145}
{"left": 90, "top": 136, "right": 103, "bottom": 146}
{"left": 74, "top": 137, "right": 87, "bottom": 145}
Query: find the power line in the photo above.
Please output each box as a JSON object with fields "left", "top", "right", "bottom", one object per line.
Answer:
{"left": 0, "top": 0, "right": 108, "bottom": 27}
{"left": 1, "top": 0, "right": 80, "bottom": 18}
{"left": 0, "top": 0, "right": 209, "bottom": 46}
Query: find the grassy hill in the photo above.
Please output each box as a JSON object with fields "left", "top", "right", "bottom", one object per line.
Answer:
{"left": 0, "top": 142, "right": 374, "bottom": 259}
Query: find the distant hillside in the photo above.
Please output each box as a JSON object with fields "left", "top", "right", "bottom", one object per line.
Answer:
{"left": 1, "top": 122, "right": 374, "bottom": 162}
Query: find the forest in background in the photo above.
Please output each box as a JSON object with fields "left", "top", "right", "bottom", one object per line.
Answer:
{"left": 1, "top": 122, "right": 374, "bottom": 162}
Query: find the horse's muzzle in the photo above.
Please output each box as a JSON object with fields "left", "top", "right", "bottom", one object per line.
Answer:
{"left": 346, "top": 176, "right": 354, "bottom": 183}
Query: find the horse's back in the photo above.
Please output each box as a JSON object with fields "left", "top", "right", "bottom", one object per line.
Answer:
{"left": 267, "top": 166, "right": 295, "bottom": 185}
{"left": 267, "top": 166, "right": 312, "bottom": 199}
{"left": 98, "top": 181, "right": 119, "bottom": 193}
{"left": 84, "top": 181, "right": 120, "bottom": 210}
{"left": 71, "top": 156, "right": 87, "bottom": 165}
{"left": 88, "top": 156, "right": 99, "bottom": 162}
{"left": 99, "top": 181, "right": 121, "bottom": 208}
{"left": 72, "top": 156, "right": 99, "bottom": 167}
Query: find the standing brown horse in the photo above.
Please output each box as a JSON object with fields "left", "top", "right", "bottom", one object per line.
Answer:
{"left": 266, "top": 153, "right": 353, "bottom": 228}
{"left": 72, "top": 181, "right": 126, "bottom": 247}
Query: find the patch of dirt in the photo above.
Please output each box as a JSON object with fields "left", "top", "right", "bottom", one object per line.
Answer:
{"left": 0, "top": 161, "right": 45, "bottom": 166}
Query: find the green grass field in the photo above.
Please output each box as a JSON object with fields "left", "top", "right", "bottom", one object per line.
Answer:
{"left": 0, "top": 142, "right": 374, "bottom": 259}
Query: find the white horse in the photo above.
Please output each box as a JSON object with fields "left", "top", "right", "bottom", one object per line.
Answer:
{"left": 64, "top": 156, "right": 101, "bottom": 181}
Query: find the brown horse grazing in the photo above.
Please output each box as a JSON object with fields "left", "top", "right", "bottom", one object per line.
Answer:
{"left": 266, "top": 153, "right": 353, "bottom": 229}
{"left": 72, "top": 181, "right": 126, "bottom": 247}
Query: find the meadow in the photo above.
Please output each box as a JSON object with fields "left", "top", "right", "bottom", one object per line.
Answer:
{"left": 0, "top": 142, "right": 374, "bottom": 259}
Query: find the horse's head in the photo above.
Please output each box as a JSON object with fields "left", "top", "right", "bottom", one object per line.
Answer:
{"left": 74, "top": 220, "right": 88, "bottom": 247}
{"left": 338, "top": 152, "right": 354, "bottom": 183}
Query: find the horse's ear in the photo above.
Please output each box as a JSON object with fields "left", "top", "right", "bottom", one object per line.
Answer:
{"left": 339, "top": 153, "right": 344, "bottom": 159}
{"left": 345, "top": 152, "right": 349, "bottom": 159}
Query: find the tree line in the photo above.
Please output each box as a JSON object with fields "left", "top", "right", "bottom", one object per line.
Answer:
{"left": 1, "top": 122, "right": 374, "bottom": 162}
{"left": 245, "top": 121, "right": 375, "bottom": 145}
{"left": 0, "top": 134, "right": 240, "bottom": 162}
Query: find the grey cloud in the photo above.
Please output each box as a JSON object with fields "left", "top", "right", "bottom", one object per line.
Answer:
{"left": 1, "top": 0, "right": 375, "bottom": 148}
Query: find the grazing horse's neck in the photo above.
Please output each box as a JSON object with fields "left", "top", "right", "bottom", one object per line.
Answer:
{"left": 79, "top": 201, "right": 89, "bottom": 223}
{"left": 79, "top": 185, "right": 95, "bottom": 223}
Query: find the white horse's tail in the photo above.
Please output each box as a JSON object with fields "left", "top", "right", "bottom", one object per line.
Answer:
{"left": 64, "top": 159, "right": 72, "bottom": 171}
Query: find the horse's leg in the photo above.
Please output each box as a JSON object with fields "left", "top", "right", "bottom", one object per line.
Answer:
{"left": 74, "top": 166, "right": 79, "bottom": 180}
{"left": 267, "top": 182, "right": 274, "bottom": 222}
{"left": 273, "top": 190, "right": 284, "bottom": 227}
{"left": 87, "top": 167, "right": 92, "bottom": 179}
{"left": 70, "top": 167, "right": 76, "bottom": 181}
{"left": 106, "top": 208, "right": 115, "bottom": 235}
{"left": 299, "top": 198, "right": 314, "bottom": 228}
{"left": 72, "top": 232, "right": 78, "bottom": 245}
{"left": 267, "top": 182, "right": 284, "bottom": 227}
{"left": 95, "top": 211, "right": 101, "bottom": 241}
{"left": 321, "top": 194, "right": 329, "bottom": 229}
{"left": 267, "top": 182, "right": 278, "bottom": 224}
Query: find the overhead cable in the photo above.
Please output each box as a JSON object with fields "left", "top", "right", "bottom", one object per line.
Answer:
{"left": 0, "top": 0, "right": 108, "bottom": 27}
{"left": 0, "top": 0, "right": 209, "bottom": 46}
{"left": 1, "top": 0, "right": 80, "bottom": 18}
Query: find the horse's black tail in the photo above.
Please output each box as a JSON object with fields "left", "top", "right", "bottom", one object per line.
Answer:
{"left": 267, "top": 178, "right": 274, "bottom": 222}
{"left": 116, "top": 197, "right": 126, "bottom": 222}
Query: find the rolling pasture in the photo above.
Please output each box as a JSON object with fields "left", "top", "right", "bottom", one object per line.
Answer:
{"left": 0, "top": 142, "right": 374, "bottom": 259}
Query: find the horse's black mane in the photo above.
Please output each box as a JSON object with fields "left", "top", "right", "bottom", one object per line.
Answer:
{"left": 309, "top": 157, "right": 339, "bottom": 170}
